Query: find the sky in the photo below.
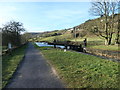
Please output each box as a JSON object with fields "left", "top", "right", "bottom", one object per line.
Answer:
{"left": 0, "top": 2, "right": 96, "bottom": 32}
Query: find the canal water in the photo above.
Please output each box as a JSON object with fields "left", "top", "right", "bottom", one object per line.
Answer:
{"left": 35, "top": 42, "right": 65, "bottom": 49}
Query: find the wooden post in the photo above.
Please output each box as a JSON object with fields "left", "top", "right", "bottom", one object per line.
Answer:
{"left": 8, "top": 43, "right": 12, "bottom": 55}
{"left": 83, "top": 38, "right": 87, "bottom": 47}
{"left": 53, "top": 39, "right": 56, "bottom": 48}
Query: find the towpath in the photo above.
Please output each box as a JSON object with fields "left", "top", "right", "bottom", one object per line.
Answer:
{"left": 6, "top": 43, "right": 64, "bottom": 88}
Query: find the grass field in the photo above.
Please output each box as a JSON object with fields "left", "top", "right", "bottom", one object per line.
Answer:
{"left": 2, "top": 44, "right": 27, "bottom": 88}
{"left": 37, "top": 33, "right": 72, "bottom": 42}
{"left": 34, "top": 43, "right": 119, "bottom": 88}
{"left": 88, "top": 45, "right": 119, "bottom": 51}
{"left": 71, "top": 36, "right": 119, "bottom": 51}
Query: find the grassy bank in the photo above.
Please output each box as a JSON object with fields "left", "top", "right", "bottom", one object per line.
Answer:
{"left": 88, "top": 45, "right": 119, "bottom": 51}
{"left": 2, "top": 44, "right": 27, "bottom": 88}
{"left": 34, "top": 43, "right": 119, "bottom": 88}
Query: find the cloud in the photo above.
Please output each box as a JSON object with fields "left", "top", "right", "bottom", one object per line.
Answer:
{"left": 0, "top": 17, "right": 11, "bottom": 27}
{"left": 0, "top": 6, "right": 17, "bottom": 14}
{"left": 0, "top": 16, "right": 18, "bottom": 27}
{"left": 0, "top": 5, "right": 17, "bottom": 26}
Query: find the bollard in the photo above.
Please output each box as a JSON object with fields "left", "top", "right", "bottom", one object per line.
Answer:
{"left": 54, "top": 44, "right": 56, "bottom": 48}
{"left": 8, "top": 43, "right": 12, "bottom": 55}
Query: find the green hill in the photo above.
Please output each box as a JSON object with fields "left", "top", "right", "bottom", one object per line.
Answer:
{"left": 32, "top": 14, "right": 120, "bottom": 50}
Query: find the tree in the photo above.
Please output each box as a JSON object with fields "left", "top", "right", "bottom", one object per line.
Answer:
{"left": 0, "top": 28, "right": 2, "bottom": 46}
{"left": 21, "top": 32, "right": 32, "bottom": 44}
{"left": 89, "top": 1, "right": 118, "bottom": 45}
{"left": 2, "top": 21, "right": 25, "bottom": 47}
{"left": 115, "top": 2, "right": 120, "bottom": 44}
{"left": 115, "top": 15, "right": 120, "bottom": 44}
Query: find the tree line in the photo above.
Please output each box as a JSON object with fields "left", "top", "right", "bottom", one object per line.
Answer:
{"left": 1, "top": 21, "right": 31, "bottom": 48}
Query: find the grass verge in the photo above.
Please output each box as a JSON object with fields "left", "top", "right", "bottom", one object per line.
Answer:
{"left": 2, "top": 44, "right": 27, "bottom": 88}
{"left": 34, "top": 43, "right": 119, "bottom": 88}
{"left": 88, "top": 45, "right": 119, "bottom": 51}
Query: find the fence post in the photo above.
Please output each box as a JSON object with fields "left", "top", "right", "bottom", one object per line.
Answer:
{"left": 53, "top": 39, "right": 56, "bottom": 48}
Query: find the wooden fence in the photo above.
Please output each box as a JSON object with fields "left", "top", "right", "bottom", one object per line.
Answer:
{"left": 2, "top": 43, "right": 28, "bottom": 55}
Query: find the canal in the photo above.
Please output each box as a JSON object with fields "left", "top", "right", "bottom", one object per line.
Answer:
{"left": 35, "top": 42, "right": 83, "bottom": 52}
{"left": 35, "top": 42, "right": 66, "bottom": 49}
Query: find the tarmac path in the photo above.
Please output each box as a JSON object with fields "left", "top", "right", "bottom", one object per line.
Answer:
{"left": 6, "top": 43, "right": 64, "bottom": 88}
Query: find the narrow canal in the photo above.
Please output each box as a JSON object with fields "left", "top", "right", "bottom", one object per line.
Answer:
{"left": 35, "top": 42, "right": 67, "bottom": 49}
{"left": 35, "top": 42, "right": 84, "bottom": 52}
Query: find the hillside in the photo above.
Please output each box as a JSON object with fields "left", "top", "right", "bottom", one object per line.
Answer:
{"left": 76, "top": 13, "right": 120, "bottom": 32}
{"left": 32, "top": 14, "right": 120, "bottom": 46}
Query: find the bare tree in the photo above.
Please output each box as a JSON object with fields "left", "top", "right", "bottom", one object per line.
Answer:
{"left": 2, "top": 21, "right": 25, "bottom": 47}
{"left": 115, "top": 1, "right": 120, "bottom": 44}
{"left": 115, "top": 16, "right": 120, "bottom": 44}
{"left": 89, "top": 0, "right": 118, "bottom": 45}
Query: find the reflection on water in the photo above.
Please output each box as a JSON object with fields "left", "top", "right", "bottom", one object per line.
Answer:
{"left": 35, "top": 42, "right": 65, "bottom": 49}
{"left": 35, "top": 42, "right": 53, "bottom": 47}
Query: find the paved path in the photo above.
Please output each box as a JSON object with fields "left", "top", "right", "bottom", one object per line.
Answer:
{"left": 6, "top": 43, "right": 64, "bottom": 88}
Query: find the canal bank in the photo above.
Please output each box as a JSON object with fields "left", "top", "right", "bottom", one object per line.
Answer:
{"left": 34, "top": 42, "right": 119, "bottom": 88}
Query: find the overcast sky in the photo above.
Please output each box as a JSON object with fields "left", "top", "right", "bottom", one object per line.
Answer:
{"left": 0, "top": 2, "right": 97, "bottom": 32}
